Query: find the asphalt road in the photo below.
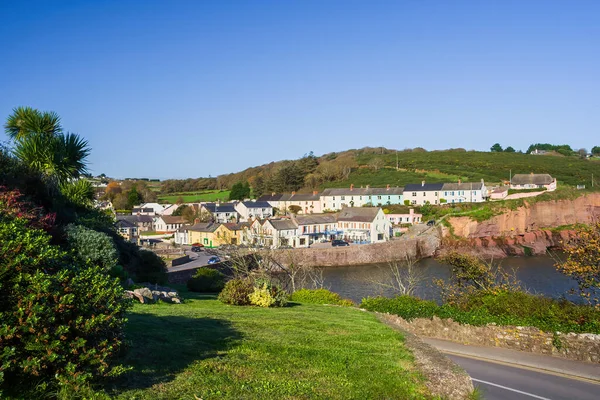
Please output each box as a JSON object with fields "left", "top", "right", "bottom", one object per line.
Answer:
{"left": 167, "top": 250, "right": 216, "bottom": 272}
{"left": 448, "top": 354, "right": 599, "bottom": 400}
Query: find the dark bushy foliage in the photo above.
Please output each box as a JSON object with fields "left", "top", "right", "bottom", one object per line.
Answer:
{"left": 187, "top": 268, "right": 226, "bottom": 292}
{"left": 136, "top": 250, "right": 168, "bottom": 284}
{"left": 291, "top": 289, "right": 355, "bottom": 307}
{"left": 0, "top": 190, "right": 130, "bottom": 395}
{"left": 65, "top": 223, "right": 118, "bottom": 271}
{"left": 218, "top": 278, "right": 254, "bottom": 305}
{"left": 360, "top": 292, "right": 600, "bottom": 334}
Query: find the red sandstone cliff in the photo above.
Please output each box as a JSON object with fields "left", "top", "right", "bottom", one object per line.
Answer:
{"left": 442, "top": 193, "right": 600, "bottom": 257}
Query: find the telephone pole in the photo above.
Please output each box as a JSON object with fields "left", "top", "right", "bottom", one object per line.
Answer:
{"left": 396, "top": 150, "right": 399, "bottom": 171}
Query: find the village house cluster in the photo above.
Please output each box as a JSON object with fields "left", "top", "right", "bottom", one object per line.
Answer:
{"left": 111, "top": 174, "right": 557, "bottom": 248}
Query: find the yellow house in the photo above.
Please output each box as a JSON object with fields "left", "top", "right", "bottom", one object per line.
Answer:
{"left": 188, "top": 222, "right": 221, "bottom": 248}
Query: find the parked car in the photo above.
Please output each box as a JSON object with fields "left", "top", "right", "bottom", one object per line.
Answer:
{"left": 427, "top": 220, "right": 436, "bottom": 227}
{"left": 331, "top": 239, "right": 350, "bottom": 247}
{"left": 207, "top": 256, "right": 221, "bottom": 264}
{"left": 191, "top": 246, "right": 204, "bottom": 252}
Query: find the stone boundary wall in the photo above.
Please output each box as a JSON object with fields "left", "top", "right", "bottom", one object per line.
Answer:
{"left": 273, "top": 234, "right": 440, "bottom": 267}
{"left": 171, "top": 255, "right": 190, "bottom": 267}
{"left": 381, "top": 314, "right": 600, "bottom": 364}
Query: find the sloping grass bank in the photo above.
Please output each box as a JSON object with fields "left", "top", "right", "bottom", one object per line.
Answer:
{"left": 91, "top": 291, "right": 431, "bottom": 399}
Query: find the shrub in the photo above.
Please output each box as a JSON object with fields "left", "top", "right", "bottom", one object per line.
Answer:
{"left": 360, "top": 296, "right": 438, "bottom": 320}
{"left": 360, "top": 292, "right": 600, "bottom": 334}
{"left": 249, "top": 284, "right": 276, "bottom": 307}
{"left": 65, "top": 223, "right": 118, "bottom": 271}
{"left": 253, "top": 279, "right": 288, "bottom": 307}
{"left": 291, "top": 288, "right": 354, "bottom": 306}
{"left": 218, "top": 278, "right": 254, "bottom": 305}
{"left": 187, "top": 268, "right": 226, "bottom": 293}
{"left": 0, "top": 201, "right": 130, "bottom": 395}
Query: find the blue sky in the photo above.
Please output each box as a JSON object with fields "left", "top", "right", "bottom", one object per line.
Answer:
{"left": 1, "top": 0, "right": 598, "bottom": 179}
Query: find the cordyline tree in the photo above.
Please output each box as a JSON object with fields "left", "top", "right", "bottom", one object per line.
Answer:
{"left": 556, "top": 222, "right": 600, "bottom": 307}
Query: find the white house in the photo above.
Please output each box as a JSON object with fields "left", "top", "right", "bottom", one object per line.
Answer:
{"left": 263, "top": 219, "right": 299, "bottom": 248}
{"left": 386, "top": 208, "right": 422, "bottom": 225}
{"left": 441, "top": 181, "right": 487, "bottom": 204}
{"left": 257, "top": 192, "right": 322, "bottom": 214}
{"left": 134, "top": 203, "right": 166, "bottom": 215}
{"left": 403, "top": 182, "right": 443, "bottom": 206}
{"left": 320, "top": 185, "right": 404, "bottom": 211}
{"left": 201, "top": 202, "right": 240, "bottom": 223}
{"left": 510, "top": 174, "right": 557, "bottom": 191}
{"left": 235, "top": 201, "right": 273, "bottom": 221}
{"left": 160, "top": 204, "right": 180, "bottom": 216}
{"left": 294, "top": 214, "right": 340, "bottom": 245}
{"left": 336, "top": 207, "right": 391, "bottom": 243}
{"left": 153, "top": 215, "right": 187, "bottom": 232}
{"left": 174, "top": 225, "right": 191, "bottom": 245}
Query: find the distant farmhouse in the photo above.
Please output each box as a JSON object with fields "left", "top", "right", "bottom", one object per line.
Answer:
{"left": 510, "top": 173, "right": 557, "bottom": 191}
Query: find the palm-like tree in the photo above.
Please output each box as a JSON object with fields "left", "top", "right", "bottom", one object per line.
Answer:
{"left": 4, "top": 107, "right": 90, "bottom": 185}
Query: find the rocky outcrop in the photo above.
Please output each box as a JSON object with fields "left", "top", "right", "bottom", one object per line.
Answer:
{"left": 124, "top": 283, "right": 183, "bottom": 304}
{"left": 439, "top": 229, "right": 578, "bottom": 258}
{"left": 448, "top": 193, "right": 600, "bottom": 238}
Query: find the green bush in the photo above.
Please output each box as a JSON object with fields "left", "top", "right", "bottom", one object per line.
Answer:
{"left": 252, "top": 279, "right": 288, "bottom": 307}
{"left": 360, "top": 292, "right": 600, "bottom": 334}
{"left": 65, "top": 223, "right": 119, "bottom": 271}
{"left": 0, "top": 201, "right": 130, "bottom": 395}
{"left": 291, "top": 289, "right": 354, "bottom": 307}
{"left": 187, "top": 268, "right": 226, "bottom": 293}
{"left": 360, "top": 296, "right": 438, "bottom": 320}
{"left": 218, "top": 278, "right": 254, "bottom": 305}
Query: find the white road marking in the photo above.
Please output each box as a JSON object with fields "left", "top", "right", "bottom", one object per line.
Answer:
{"left": 472, "top": 378, "right": 552, "bottom": 400}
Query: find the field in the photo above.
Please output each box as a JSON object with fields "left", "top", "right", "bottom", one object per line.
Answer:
{"left": 325, "top": 150, "right": 600, "bottom": 189}
{"left": 88, "top": 292, "right": 429, "bottom": 399}
{"left": 158, "top": 190, "right": 231, "bottom": 203}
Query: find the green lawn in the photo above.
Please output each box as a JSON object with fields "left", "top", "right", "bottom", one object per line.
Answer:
{"left": 93, "top": 292, "right": 430, "bottom": 399}
{"left": 158, "top": 190, "right": 231, "bottom": 204}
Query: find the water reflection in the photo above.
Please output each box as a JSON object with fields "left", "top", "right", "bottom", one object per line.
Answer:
{"left": 320, "top": 256, "right": 580, "bottom": 304}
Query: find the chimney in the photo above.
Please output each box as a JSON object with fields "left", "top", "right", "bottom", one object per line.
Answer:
{"left": 386, "top": 184, "right": 390, "bottom": 190}
{"left": 366, "top": 185, "right": 370, "bottom": 189}
{"left": 458, "top": 179, "right": 461, "bottom": 184}
{"left": 350, "top": 184, "right": 354, "bottom": 191}
{"left": 313, "top": 190, "right": 318, "bottom": 195}
{"left": 409, "top": 208, "right": 414, "bottom": 215}
{"left": 481, "top": 179, "right": 484, "bottom": 184}
{"left": 421, "top": 180, "right": 426, "bottom": 187}
{"left": 292, "top": 191, "right": 296, "bottom": 195}
{"left": 271, "top": 192, "right": 276, "bottom": 196}
{"left": 194, "top": 218, "right": 200, "bottom": 224}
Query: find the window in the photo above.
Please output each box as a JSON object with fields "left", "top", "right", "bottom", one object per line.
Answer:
{"left": 434, "top": 192, "right": 438, "bottom": 196}
{"left": 411, "top": 200, "right": 416, "bottom": 205}
{"left": 341, "top": 196, "right": 345, "bottom": 200}
{"left": 377, "top": 195, "right": 382, "bottom": 200}
{"left": 412, "top": 192, "right": 417, "bottom": 197}
{"left": 333, "top": 203, "right": 335, "bottom": 208}
{"left": 434, "top": 200, "right": 438, "bottom": 204}
{"left": 333, "top": 196, "right": 335, "bottom": 200}
{"left": 388, "top": 196, "right": 390, "bottom": 200}
{"left": 300, "top": 238, "right": 306, "bottom": 245}
{"left": 423, "top": 192, "right": 426, "bottom": 196}
{"left": 378, "top": 233, "right": 384, "bottom": 241}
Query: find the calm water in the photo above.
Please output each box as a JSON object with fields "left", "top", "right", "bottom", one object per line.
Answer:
{"left": 320, "top": 255, "right": 580, "bottom": 303}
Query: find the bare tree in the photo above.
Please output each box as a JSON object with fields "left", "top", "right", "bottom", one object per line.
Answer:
{"left": 371, "top": 250, "right": 426, "bottom": 297}
{"left": 369, "top": 157, "right": 385, "bottom": 171}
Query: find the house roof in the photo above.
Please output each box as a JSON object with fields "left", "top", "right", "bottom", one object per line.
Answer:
{"left": 268, "top": 219, "right": 298, "bottom": 230}
{"left": 403, "top": 183, "right": 444, "bottom": 192}
{"left": 441, "top": 182, "right": 484, "bottom": 191}
{"left": 187, "top": 222, "right": 220, "bottom": 232}
{"left": 221, "top": 222, "right": 248, "bottom": 231}
{"left": 203, "top": 203, "right": 238, "bottom": 213}
{"left": 118, "top": 215, "right": 153, "bottom": 224}
{"left": 492, "top": 186, "right": 509, "bottom": 193}
{"left": 116, "top": 219, "right": 136, "bottom": 228}
{"left": 511, "top": 174, "right": 554, "bottom": 185}
{"left": 160, "top": 215, "right": 187, "bottom": 224}
{"left": 257, "top": 193, "right": 285, "bottom": 202}
{"left": 295, "top": 214, "right": 337, "bottom": 225}
{"left": 320, "top": 187, "right": 404, "bottom": 196}
{"left": 132, "top": 207, "right": 154, "bottom": 213}
{"left": 242, "top": 201, "right": 272, "bottom": 209}
{"left": 337, "top": 207, "right": 381, "bottom": 222}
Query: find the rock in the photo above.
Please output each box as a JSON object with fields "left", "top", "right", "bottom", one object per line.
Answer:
{"left": 134, "top": 288, "right": 154, "bottom": 303}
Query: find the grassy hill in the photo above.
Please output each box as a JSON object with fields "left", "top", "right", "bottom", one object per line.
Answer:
{"left": 156, "top": 147, "right": 600, "bottom": 197}
{"left": 330, "top": 149, "right": 600, "bottom": 188}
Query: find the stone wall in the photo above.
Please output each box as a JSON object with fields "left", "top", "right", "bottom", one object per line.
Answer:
{"left": 381, "top": 314, "right": 600, "bottom": 363}
{"left": 171, "top": 255, "right": 190, "bottom": 267}
{"left": 273, "top": 233, "right": 440, "bottom": 267}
